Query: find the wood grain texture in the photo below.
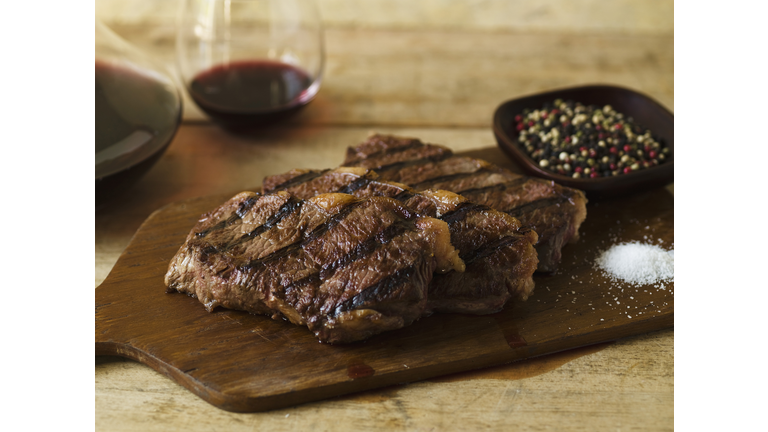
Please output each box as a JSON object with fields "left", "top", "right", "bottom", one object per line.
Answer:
{"left": 96, "top": 147, "right": 673, "bottom": 412}
{"left": 97, "top": 327, "right": 673, "bottom": 431}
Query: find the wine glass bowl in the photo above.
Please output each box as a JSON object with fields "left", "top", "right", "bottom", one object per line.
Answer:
{"left": 95, "top": 21, "right": 182, "bottom": 209}
{"left": 176, "top": 0, "right": 325, "bottom": 131}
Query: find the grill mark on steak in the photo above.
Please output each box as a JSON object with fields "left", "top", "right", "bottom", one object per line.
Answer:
{"left": 461, "top": 234, "right": 525, "bottom": 265}
{"left": 228, "top": 198, "right": 304, "bottom": 250}
{"left": 267, "top": 169, "right": 331, "bottom": 192}
{"left": 236, "top": 194, "right": 263, "bottom": 218}
{"left": 372, "top": 152, "right": 453, "bottom": 174}
{"left": 241, "top": 199, "right": 417, "bottom": 275}
{"left": 240, "top": 200, "right": 368, "bottom": 270}
{"left": 318, "top": 219, "right": 415, "bottom": 280}
{"left": 505, "top": 196, "right": 568, "bottom": 218}
{"left": 438, "top": 202, "right": 529, "bottom": 262}
{"left": 333, "top": 267, "right": 415, "bottom": 316}
{"left": 437, "top": 201, "right": 532, "bottom": 272}
{"left": 392, "top": 190, "right": 416, "bottom": 202}
{"left": 344, "top": 139, "right": 426, "bottom": 165}
{"left": 450, "top": 177, "right": 530, "bottom": 196}
{"left": 438, "top": 201, "right": 485, "bottom": 225}
{"left": 273, "top": 213, "right": 419, "bottom": 311}
{"left": 261, "top": 167, "right": 539, "bottom": 315}
{"left": 242, "top": 196, "right": 303, "bottom": 238}
{"left": 278, "top": 273, "right": 321, "bottom": 298}
{"left": 343, "top": 134, "right": 588, "bottom": 272}
{"left": 194, "top": 193, "right": 262, "bottom": 238}
{"left": 196, "top": 196, "right": 304, "bottom": 255}
{"left": 335, "top": 171, "right": 378, "bottom": 195}
{"left": 409, "top": 169, "right": 499, "bottom": 191}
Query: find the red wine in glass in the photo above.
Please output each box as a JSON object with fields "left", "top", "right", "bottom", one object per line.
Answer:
{"left": 188, "top": 60, "right": 317, "bottom": 131}
{"left": 95, "top": 61, "right": 181, "bottom": 208}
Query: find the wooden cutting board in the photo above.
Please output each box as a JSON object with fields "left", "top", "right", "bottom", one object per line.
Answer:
{"left": 95, "top": 148, "right": 674, "bottom": 413}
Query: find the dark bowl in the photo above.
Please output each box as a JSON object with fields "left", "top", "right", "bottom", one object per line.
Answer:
{"left": 492, "top": 84, "right": 673, "bottom": 199}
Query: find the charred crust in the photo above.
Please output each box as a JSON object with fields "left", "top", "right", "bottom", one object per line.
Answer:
{"left": 438, "top": 201, "right": 486, "bottom": 226}
{"left": 265, "top": 169, "right": 331, "bottom": 193}
{"left": 460, "top": 234, "right": 525, "bottom": 265}
{"left": 334, "top": 171, "right": 378, "bottom": 195}
{"left": 505, "top": 196, "right": 568, "bottom": 218}
{"left": 344, "top": 137, "right": 426, "bottom": 165}
{"left": 333, "top": 267, "right": 417, "bottom": 316}
{"left": 409, "top": 168, "right": 496, "bottom": 190}
{"left": 454, "top": 177, "right": 529, "bottom": 196}
{"left": 368, "top": 152, "right": 453, "bottom": 174}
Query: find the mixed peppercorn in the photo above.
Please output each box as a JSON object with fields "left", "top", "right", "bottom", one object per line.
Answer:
{"left": 515, "top": 99, "right": 670, "bottom": 178}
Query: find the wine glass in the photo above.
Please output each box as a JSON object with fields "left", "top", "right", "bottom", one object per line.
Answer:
{"left": 176, "top": 0, "right": 325, "bottom": 132}
{"left": 96, "top": 20, "right": 182, "bottom": 208}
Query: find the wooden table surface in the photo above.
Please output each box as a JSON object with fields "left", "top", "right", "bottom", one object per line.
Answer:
{"left": 95, "top": 1, "right": 673, "bottom": 430}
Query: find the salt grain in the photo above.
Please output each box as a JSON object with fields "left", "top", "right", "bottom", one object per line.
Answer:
{"left": 595, "top": 242, "right": 674, "bottom": 286}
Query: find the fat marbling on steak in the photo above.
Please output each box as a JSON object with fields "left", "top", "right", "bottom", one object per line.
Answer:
{"left": 165, "top": 191, "right": 463, "bottom": 344}
{"left": 342, "top": 134, "right": 588, "bottom": 272}
{"left": 263, "top": 167, "right": 538, "bottom": 315}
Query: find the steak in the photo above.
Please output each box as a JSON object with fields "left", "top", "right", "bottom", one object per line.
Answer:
{"left": 343, "top": 134, "right": 588, "bottom": 272}
{"left": 165, "top": 191, "right": 463, "bottom": 344}
{"left": 264, "top": 167, "right": 538, "bottom": 315}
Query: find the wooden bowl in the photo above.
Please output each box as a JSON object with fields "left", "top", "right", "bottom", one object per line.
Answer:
{"left": 492, "top": 85, "right": 674, "bottom": 199}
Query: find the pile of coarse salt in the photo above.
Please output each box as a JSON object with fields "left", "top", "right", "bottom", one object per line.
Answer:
{"left": 595, "top": 242, "right": 674, "bottom": 286}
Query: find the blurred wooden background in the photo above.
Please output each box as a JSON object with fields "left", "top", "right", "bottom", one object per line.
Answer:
{"left": 96, "top": 0, "right": 673, "bottom": 125}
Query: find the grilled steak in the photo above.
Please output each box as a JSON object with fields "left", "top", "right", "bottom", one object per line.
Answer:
{"left": 263, "top": 167, "right": 538, "bottom": 315}
{"left": 165, "top": 191, "right": 463, "bottom": 344}
{"left": 343, "top": 134, "right": 588, "bottom": 272}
